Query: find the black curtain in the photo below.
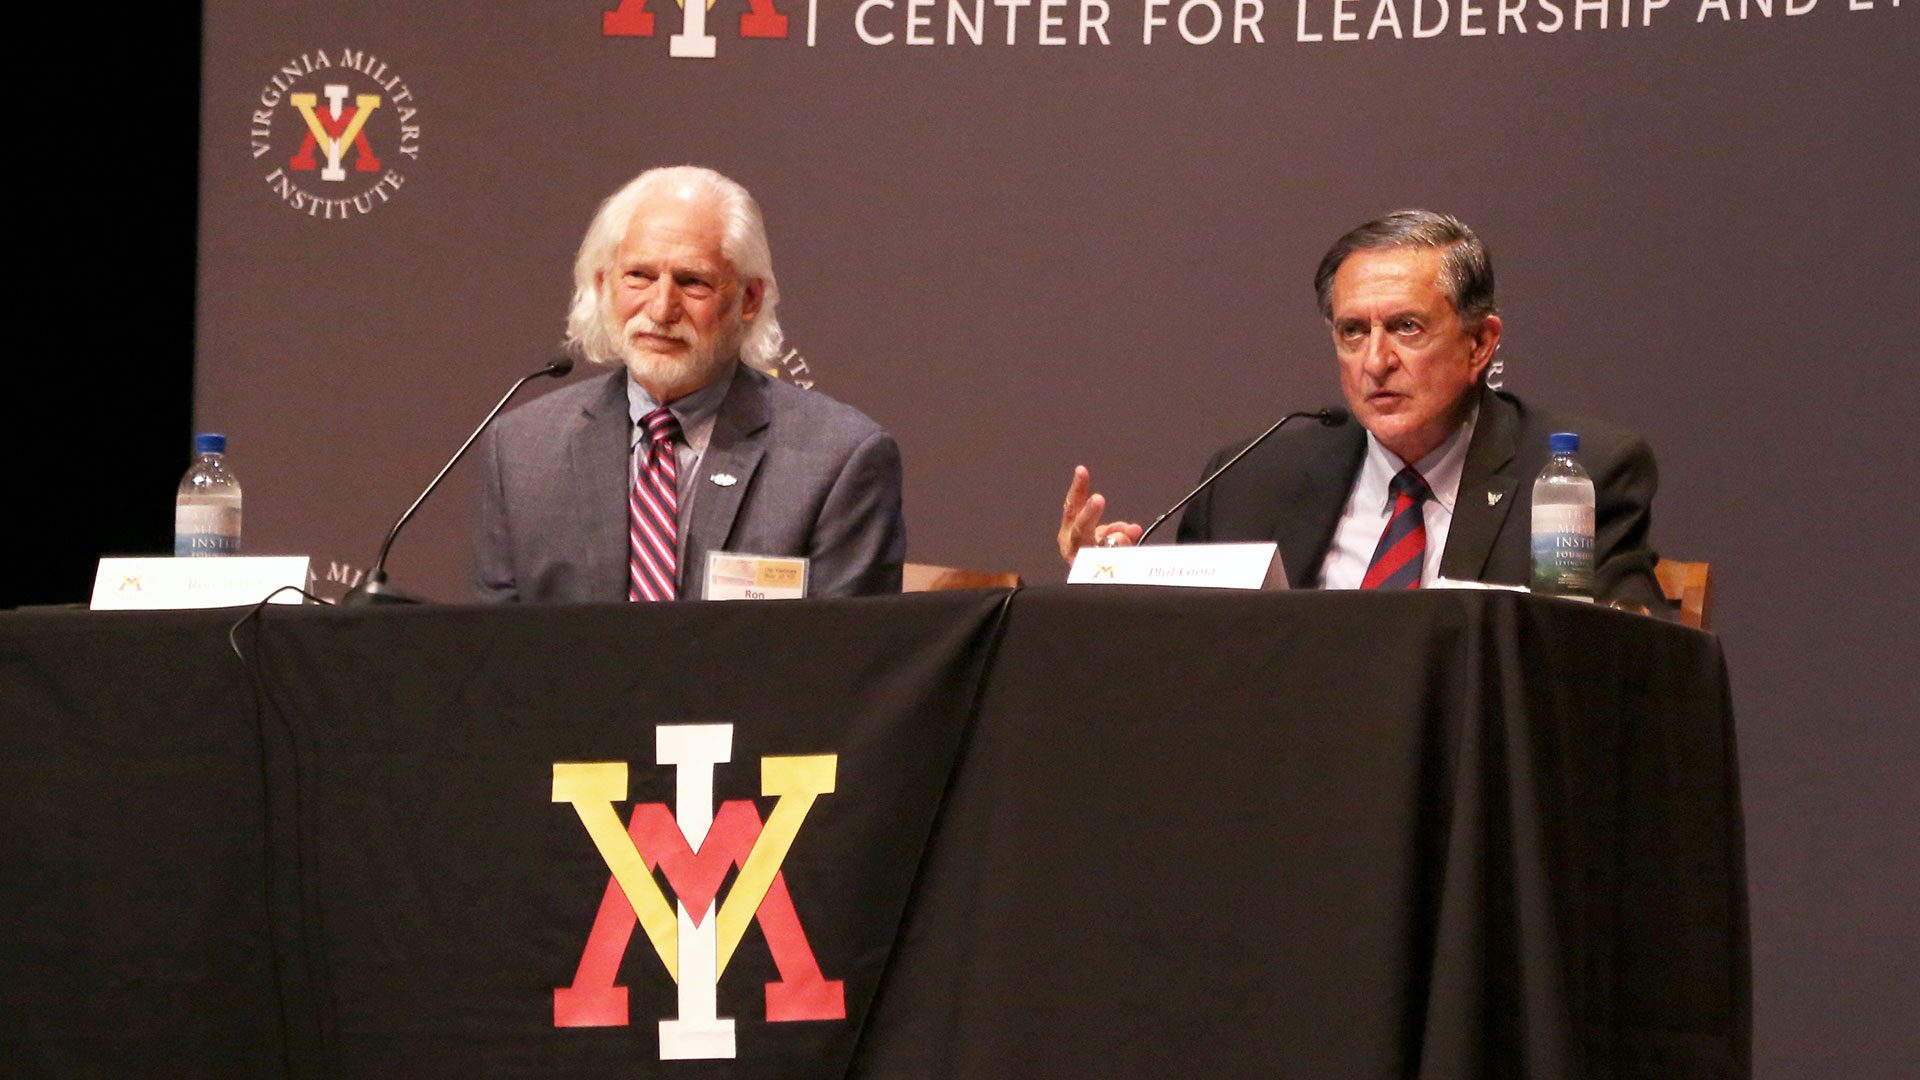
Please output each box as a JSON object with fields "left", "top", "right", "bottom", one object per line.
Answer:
{"left": 10, "top": 8, "right": 201, "bottom": 609}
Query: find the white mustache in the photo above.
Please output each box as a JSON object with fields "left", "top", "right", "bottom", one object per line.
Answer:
{"left": 623, "top": 313, "right": 694, "bottom": 346}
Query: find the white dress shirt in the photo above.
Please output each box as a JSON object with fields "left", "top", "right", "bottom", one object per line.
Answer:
{"left": 1317, "top": 406, "right": 1479, "bottom": 590}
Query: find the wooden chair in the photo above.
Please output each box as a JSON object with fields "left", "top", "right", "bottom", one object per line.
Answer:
{"left": 1654, "top": 559, "right": 1712, "bottom": 630}
{"left": 902, "top": 562, "right": 1023, "bottom": 592}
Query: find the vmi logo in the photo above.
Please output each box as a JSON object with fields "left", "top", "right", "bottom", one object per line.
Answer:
{"left": 551, "top": 723, "right": 843, "bottom": 1060}
{"left": 289, "top": 86, "right": 381, "bottom": 182}
{"left": 251, "top": 48, "right": 420, "bottom": 219}
{"left": 601, "top": 0, "right": 794, "bottom": 59}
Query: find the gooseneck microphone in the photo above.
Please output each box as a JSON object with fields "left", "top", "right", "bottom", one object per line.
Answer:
{"left": 341, "top": 357, "right": 575, "bottom": 605}
{"left": 1134, "top": 406, "right": 1350, "bottom": 544}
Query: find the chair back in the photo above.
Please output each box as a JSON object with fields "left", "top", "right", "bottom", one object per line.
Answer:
{"left": 1654, "top": 559, "right": 1712, "bottom": 629}
{"left": 902, "top": 563, "right": 1023, "bottom": 592}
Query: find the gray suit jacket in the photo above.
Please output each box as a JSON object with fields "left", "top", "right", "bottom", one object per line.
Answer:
{"left": 1177, "top": 387, "right": 1665, "bottom": 610}
{"left": 471, "top": 365, "right": 905, "bottom": 602}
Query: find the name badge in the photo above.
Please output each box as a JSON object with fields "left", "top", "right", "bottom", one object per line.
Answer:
{"left": 91, "top": 556, "right": 312, "bottom": 610}
{"left": 703, "top": 552, "right": 809, "bottom": 601}
{"left": 1068, "top": 543, "right": 1285, "bottom": 590}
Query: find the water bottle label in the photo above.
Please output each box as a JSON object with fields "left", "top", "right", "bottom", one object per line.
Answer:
{"left": 175, "top": 505, "right": 242, "bottom": 556}
{"left": 1530, "top": 504, "right": 1594, "bottom": 596}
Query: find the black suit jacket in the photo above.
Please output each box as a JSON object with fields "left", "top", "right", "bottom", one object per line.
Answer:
{"left": 1176, "top": 388, "right": 1665, "bottom": 609}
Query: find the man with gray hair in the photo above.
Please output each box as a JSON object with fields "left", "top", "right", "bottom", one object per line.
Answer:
{"left": 472, "top": 165, "right": 905, "bottom": 602}
{"left": 1060, "top": 209, "right": 1664, "bottom": 610}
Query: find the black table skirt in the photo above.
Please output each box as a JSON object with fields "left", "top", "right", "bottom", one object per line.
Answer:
{"left": 0, "top": 588, "right": 1747, "bottom": 1079}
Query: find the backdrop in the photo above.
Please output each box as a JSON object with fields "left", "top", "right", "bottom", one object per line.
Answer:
{"left": 194, "top": 3, "right": 1916, "bottom": 1075}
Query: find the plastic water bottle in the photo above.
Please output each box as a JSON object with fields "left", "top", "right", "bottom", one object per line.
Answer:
{"left": 175, "top": 434, "right": 243, "bottom": 556}
{"left": 1530, "top": 432, "right": 1594, "bottom": 599}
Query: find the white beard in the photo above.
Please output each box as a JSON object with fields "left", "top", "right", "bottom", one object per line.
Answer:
{"left": 615, "top": 307, "right": 744, "bottom": 401}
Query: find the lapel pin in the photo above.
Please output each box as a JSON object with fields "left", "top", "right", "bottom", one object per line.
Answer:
{"left": 710, "top": 472, "right": 738, "bottom": 487}
{"left": 1487, "top": 491, "right": 1504, "bottom": 506}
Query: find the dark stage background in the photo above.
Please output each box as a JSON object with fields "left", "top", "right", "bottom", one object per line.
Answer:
{"left": 13, "top": 2, "right": 1917, "bottom": 1076}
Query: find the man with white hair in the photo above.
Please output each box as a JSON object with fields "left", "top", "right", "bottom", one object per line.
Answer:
{"left": 471, "top": 165, "right": 905, "bottom": 602}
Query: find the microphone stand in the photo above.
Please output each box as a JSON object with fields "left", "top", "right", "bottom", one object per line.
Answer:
{"left": 1136, "top": 407, "right": 1349, "bottom": 544}
{"left": 341, "top": 358, "right": 574, "bottom": 605}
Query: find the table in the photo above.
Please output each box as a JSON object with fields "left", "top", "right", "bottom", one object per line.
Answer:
{"left": 0, "top": 588, "right": 1748, "bottom": 1078}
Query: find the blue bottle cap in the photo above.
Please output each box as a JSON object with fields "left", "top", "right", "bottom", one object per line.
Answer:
{"left": 195, "top": 433, "right": 227, "bottom": 454}
{"left": 1549, "top": 432, "right": 1579, "bottom": 455}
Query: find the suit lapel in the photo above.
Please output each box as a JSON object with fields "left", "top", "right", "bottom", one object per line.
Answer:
{"left": 1273, "top": 424, "right": 1366, "bottom": 588}
{"left": 686, "top": 366, "right": 770, "bottom": 578}
{"left": 1440, "top": 387, "right": 1520, "bottom": 582}
{"left": 569, "top": 370, "right": 633, "bottom": 601}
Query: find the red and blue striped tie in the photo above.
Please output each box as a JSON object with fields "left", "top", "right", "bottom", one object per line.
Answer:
{"left": 1360, "top": 466, "right": 1433, "bottom": 590}
{"left": 628, "top": 407, "right": 681, "bottom": 602}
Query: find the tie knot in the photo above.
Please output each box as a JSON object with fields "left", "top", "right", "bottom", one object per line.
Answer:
{"left": 1390, "top": 466, "right": 1432, "bottom": 504}
{"left": 641, "top": 407, "right": 680, "bottom": 447}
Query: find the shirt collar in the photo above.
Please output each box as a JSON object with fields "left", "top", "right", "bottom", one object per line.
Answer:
{"left": 1361, "top": 401, "right": 1480, "bottom": 515}
{"left": 626, "top": 364, "right": 735, "bottom": 447}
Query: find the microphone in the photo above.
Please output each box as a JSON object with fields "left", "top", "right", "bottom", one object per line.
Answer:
{"left": 1134, "top": 406, "right": 1349, "bottom": 544}
{"left": 341, "top": 357, "right": 575, "bottom": 605}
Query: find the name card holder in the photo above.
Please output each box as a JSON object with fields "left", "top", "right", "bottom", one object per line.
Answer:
{"left": 1068, "top": 543, "right": 1285, "bottom": 590}
{"left": 91, "top": 556, "right": 312, "bottom": 610}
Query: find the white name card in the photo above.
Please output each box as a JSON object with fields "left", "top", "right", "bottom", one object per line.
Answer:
{"left": 1068, "top": 542, "right": 1284, "bottom": 590}
{"left": 702, "top": 552, "right": 809, "bottom": 601}
{"left": 91, "top": 556, "right": 311, "bottom": 611}
{"left": 1429, "top": 576, "right": 1532, "bottom": 593}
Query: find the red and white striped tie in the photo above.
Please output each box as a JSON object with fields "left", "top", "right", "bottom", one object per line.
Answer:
{"left": 628, "top": 407, "right": 681, "bottom": 602}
